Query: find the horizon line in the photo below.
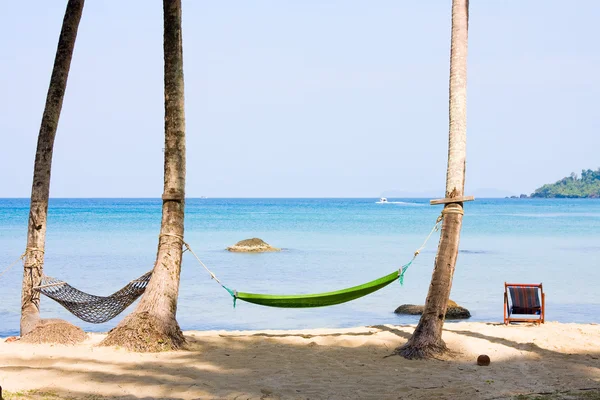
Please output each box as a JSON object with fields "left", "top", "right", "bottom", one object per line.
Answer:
{"left": 0, "top": 196, "right": 538, "bottom": 200}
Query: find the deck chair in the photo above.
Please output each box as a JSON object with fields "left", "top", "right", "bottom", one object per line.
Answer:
{"left": 504, "top": 283, "right": 545, "bottom": 325}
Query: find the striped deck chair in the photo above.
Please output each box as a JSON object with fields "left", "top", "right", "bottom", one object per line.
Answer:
{"left": 504, "top": 283, "right": 545, "bottom": 325}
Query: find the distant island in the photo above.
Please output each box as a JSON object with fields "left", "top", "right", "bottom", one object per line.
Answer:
{"left": 530, "top": 168, "right": 600, "bottom": 198}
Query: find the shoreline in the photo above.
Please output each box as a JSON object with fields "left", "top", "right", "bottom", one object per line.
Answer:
{"left": 1, "top": 321, "right": 599, "bottom": 399}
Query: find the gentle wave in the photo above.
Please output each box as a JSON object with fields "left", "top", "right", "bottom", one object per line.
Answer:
{"left": 375, "top": 201, "right": 425, "bottom": 206}
{"left": 500, "top": 213, "right": 600, "bottom": 218}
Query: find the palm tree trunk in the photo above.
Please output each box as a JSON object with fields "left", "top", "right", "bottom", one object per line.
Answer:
{"left": 21, "top": 0, "right": 85, "bottom": 337}
{"left": 395, "top": 0, "right": 469, "bottom": 359}
{"left": 101, "top": 0, "right": 186, "bottom": 352}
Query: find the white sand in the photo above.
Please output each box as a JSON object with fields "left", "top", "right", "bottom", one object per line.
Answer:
{"left": 1, "top": 322, "right": 599, "bottom": 399}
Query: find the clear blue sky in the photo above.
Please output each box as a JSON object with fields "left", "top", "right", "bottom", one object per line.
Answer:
{"left": 1, "top": 1, "right": 598, "bottom": 198}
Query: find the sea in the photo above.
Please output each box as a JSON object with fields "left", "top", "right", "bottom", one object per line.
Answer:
{"left": 1, "top": 198, "right": 599, "bottom": 337}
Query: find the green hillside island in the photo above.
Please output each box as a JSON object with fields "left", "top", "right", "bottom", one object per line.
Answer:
{"left": 531, "top": 168, "right": 600, "bottom": 198}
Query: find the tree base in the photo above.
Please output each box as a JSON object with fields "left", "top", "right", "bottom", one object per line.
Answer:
{"left": 394, "top": 338, "right": 449, "bottom": 360}
{"left": 20, "top": 319, "right": 86, "bottom": 345}
{"left": 100, "top": 311, "right": 185, "bottom": 352}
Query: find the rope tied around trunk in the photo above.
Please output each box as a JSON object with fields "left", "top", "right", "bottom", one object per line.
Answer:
{"left": 159, "top": 233, "right": 184, "bottom": 242}
{"left": 441, "top": 206, "right": 464, "bottom": 215}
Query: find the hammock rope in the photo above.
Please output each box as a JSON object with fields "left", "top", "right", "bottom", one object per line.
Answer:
{"left": 0, "top": 252, "right": 26, "bottom": 280}
{"left": 1, "top": 247, "right": 47, "bottom": 280}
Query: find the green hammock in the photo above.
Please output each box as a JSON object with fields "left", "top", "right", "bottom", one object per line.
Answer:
{"left": 183, "top": 215, "right": 442, "bottom": 309}
{"left": 223, "top": 267, "right": 407, "bottom": 308}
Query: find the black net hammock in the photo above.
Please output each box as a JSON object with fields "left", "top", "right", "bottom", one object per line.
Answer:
{"left": 34, "top": 271, "right": 152, "bottom": 324}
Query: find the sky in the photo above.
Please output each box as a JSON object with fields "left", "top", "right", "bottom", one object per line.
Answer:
{"left": 1, "top": 1, "right": 598, "bottom": 198}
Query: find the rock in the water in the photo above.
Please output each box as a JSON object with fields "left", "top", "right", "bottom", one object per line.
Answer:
{"left": 393, "top": 304, "right": 425, "bottom": 315}
{"left": 446, "top": 305, "right": 471, "bottom": 319}
{"left": 394, "top": 299, "right": 471, "bottom": 319}
{"left": 227, "top": 238, "right": 280, "bottom": 253}
{"left": 447, "top": 299, "right": 459, "bottom": 308}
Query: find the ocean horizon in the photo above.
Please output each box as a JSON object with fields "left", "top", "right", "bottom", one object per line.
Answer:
{"left": 1, "top": 197, "right": 599, "bottom": 336}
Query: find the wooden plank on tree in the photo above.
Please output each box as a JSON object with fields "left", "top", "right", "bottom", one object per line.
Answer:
{"left": 430, "top": 196, "right": 475, "bottom": 205}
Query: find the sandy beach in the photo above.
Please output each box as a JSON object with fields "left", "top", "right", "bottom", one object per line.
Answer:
{"left": 1, "top": 322, "right": 599, "bottom": 399}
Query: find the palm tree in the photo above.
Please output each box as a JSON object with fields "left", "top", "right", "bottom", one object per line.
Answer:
{"left": 395, "top": 0, "right": 469, "bottom": 359}
{"left": 21, "top": 0, "right": 85, "bottom": 337}
{"left": 101, "top": 0, "right": 187, "bottom": 352}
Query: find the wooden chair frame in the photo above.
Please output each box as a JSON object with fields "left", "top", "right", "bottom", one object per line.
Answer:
{"left": 504, "top": 282, "right": 545, "bottom": 325}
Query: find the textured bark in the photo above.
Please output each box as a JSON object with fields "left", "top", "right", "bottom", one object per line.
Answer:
{"left": 101, "top": 0, "right": 186, "bottom": 352}
{"left": 396, "top": 0, "right": 469, "bottom": 359}
{"left": 21, "top": 0, "right": 85, "bottom": 337}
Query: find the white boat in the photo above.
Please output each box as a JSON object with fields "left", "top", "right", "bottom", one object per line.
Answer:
{"left": 377, "top": 197, "right": 388, "bottom": 203}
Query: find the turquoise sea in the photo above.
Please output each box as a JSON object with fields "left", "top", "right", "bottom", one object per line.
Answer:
{"left": 1, "top": 198, "right": 599, "bottom": 336}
